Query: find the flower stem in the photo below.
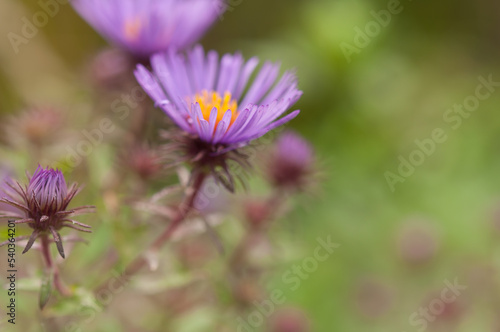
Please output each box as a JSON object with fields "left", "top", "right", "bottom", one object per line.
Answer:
{"left": 40, "top": 234, "right": 70, "bottom": 296}
{"left": 97, "top": 171, "right": 206, "bottom": 291}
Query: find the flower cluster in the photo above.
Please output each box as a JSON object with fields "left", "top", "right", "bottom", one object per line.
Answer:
{"left": 1, "top": 0, "right": 316, "bottom": 316}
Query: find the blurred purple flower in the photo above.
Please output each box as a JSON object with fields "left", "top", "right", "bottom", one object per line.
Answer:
{"left": 135, "top": 45, "right": 302, "bottom": 148}
{"left": 0, "top": 166, "right": 94, "bottom": 258}
{"left": 72, "top": 0, "right": 224, "bottom": 59}
{"left": 268, "top": 131, "right": 314, "bottom": 190}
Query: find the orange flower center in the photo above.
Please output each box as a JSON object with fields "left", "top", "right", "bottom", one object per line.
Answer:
{"left": 193, "top": 90, "right": 239, "bottom": 127}
{"left": 124, "top": 18, "right": 142, "bottom": 41}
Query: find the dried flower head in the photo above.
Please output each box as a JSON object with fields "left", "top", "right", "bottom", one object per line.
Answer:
{"left": 135, "top": 46, "right": 302, "bottom": 190}
{"left": 267, "top": 131, "right": 314, "bottom": 191}
{"left": 124, "top": 144, "right": 162, "bottom": 180}
{"left": 269, "top": 308, "right": 311, "bottom": 332}
{"left": 72, "top": 0, "right": 224, "bottom": 59}
{"left": 354, "top": 278, "right": 394, "bottom": 319}
{"left": 88, "top": 48, "right": 135, "bottom": 90}
{"left": 6, "top": 107, "right": 64, "bottom": 147}
{"left": 0, "top": 166, "right": 94, "bottom": 258}
{"left": 396, "top": 219, "right": 439, "bottom": 265}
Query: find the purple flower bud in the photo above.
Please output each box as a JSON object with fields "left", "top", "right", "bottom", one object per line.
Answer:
{"left": 27, "top": 167, "right": 68, "bottom": 215}
{"left": 0, "top": 166, "right": 94, "bottom": 258}
{"left": 267, "top": 131, "right": 314, "bottom": 190}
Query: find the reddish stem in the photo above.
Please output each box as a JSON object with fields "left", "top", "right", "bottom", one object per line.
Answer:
{"left": 40, "top": 234, "right": 70, "bottom": 296}
{"left": 97, "top": 172, "right": 206, "bottom": 291}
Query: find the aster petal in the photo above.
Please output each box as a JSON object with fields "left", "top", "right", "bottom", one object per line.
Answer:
{"left": 188, "top": 45, "right": 206, "bottom": 91}
{"left": 166, "top": 50, "right": 194, "bottom": 97}
{"left": 216, "top": 53, "right": 243, "bottom": 94}
{"left": 225, "top": 107, "right": 253, "bottom": 135}
{"left": 212, "top": 110, "right": 232, "bottom": 144}
{"left": 204, "top": 50, "right": 219, "bottom": 90}
{"left": 208, "top": 107, "right": 218, "bottom": 138}
{"left": 241, "top": 110, "right": 301, "bottom": 143}
{"left": 261, "top": 71, "right": 299, "bottom": 105}
{"left": 135, "top": 65, "right": 191, "bottom": 131}
{"left": 223, "top": 105, "right": 261, "bottom": 142}
{"left": 240, "top": 62, "right": 280, "bottom": 107}
{"left": 257, "top": 91, "right": 303, "bottom": 128}
{"left": 137, "top": 62, "right": 169, "bottom": 102}
{"left": 234, "top": 57, "right": 259, "bottom": 100}
{"left": 224, "top": 53, "right": 245, "bottom": 95}
{"left": 191, "top": 103, "right": 204, "bottom": 138}
{"left": 151, "top": 53, "right": 186, "bottom": 109}
{"left": 199, "top": 118, "right": 211, "bottom": 142}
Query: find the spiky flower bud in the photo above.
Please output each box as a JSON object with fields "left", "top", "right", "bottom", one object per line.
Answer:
{"left": 0, "top": 166, "right": 94, "bottom": 258}
{"left": 27, "top": 168, "right": 68, "bottom": 215}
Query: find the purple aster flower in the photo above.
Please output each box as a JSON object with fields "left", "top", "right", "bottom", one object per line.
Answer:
{"left": 136, "top": 46, "right": 302, "bottom": 147}
{"left": 72, "top": 0, "right": 224, "bottom": 59}
{"left": 0, "top": 166, "right": 94, "bottom": 258}
{"left": 267, "top": 131, "right": 314, "bottom": 190}
{"left": 134, "top": 46, "right": 302, "bottom": 190}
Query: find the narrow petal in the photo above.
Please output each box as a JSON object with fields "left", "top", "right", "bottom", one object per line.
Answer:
{"left": 208, "top": 107, "right": 218, "bottom": 138}
{"left": 234, "top": 57, "right": 259, "bottom": 100}
{"left": 240, "top": 62, "right": 280, "bottom": 107}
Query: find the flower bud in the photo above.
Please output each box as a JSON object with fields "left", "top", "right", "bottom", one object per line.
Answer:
{"left": 88, "top": 48, "right": 134, "bottom": 90}
{"left": 124, "top": 145, "right": 161, "bottom": 180}
{"left": 0, "top": 166, "right": 94, "bottom": 258}
{"left": 27, "top": 167, "right": 68, "bottom": 214}
{"left": 269, "top": 307, "right": 311, "bottom": 332}
{"left": 267, "top": 131, "right": 314, "bottom": 191}
{"left": 354, "top": 278, "right": 394, "bottom": 319}
{"left": 396, "top": 218, "right": 439, "bottom": 265}
{"left": 243, "top": 199, "right": 273, "bottom": 229}
{"left": 6, "top": 107, "right": 64, "bottom": 147}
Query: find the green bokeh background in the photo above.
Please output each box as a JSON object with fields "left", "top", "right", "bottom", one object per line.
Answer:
{"left": 1, "top": 0, "right": 500, "bottom": 331}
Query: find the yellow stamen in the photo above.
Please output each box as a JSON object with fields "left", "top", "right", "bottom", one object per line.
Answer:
{"left": 193, "top": 90, "right": 239, "bottom": 127}
{"left": 124, "top": 18, "right": 142, "bottom": 41}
